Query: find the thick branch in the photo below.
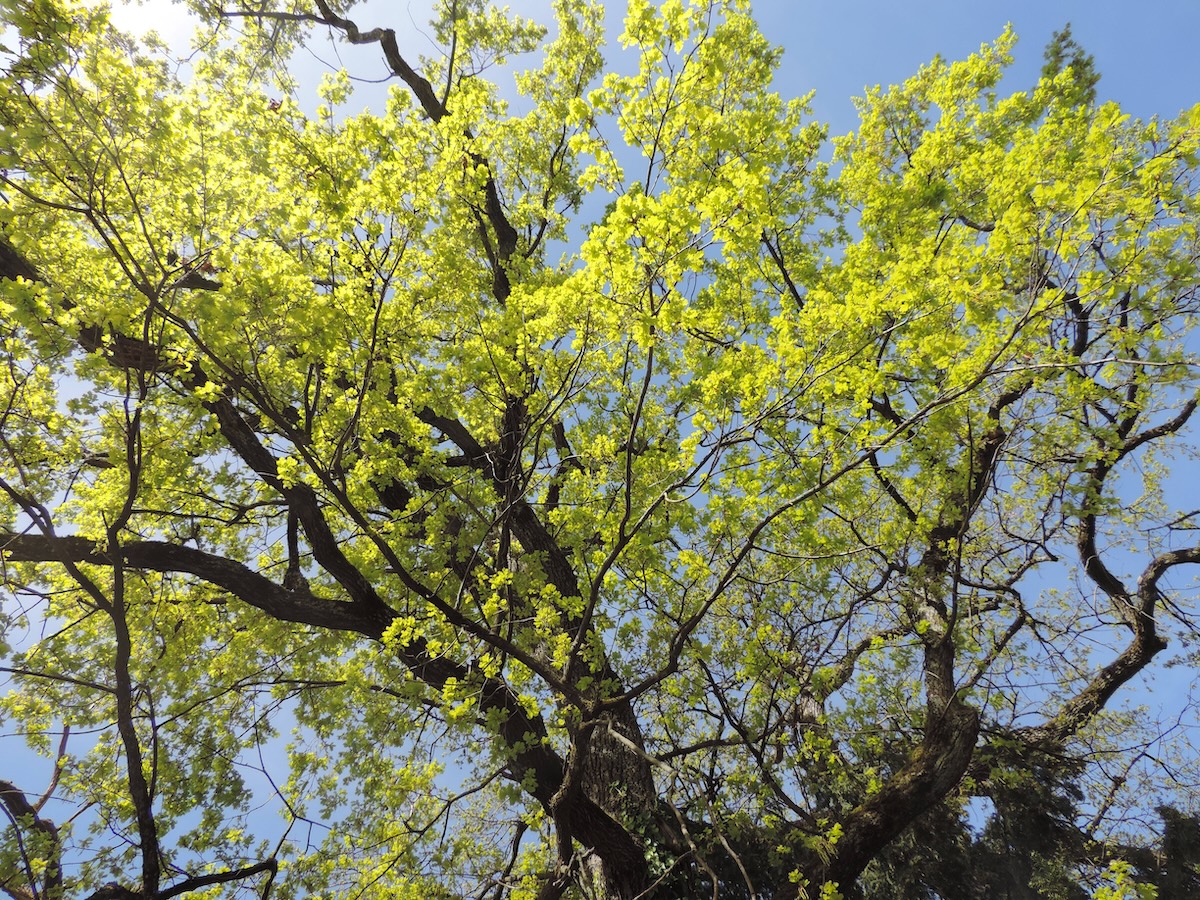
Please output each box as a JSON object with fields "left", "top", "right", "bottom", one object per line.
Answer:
{"left": 108, "top": 540, "right": 162, "bottom": 895}
{"left": 812, "top": 701, "right": 980, "bottom": 893}
{"left": 311, "top": 0, "right": 445, "bottom": 122}
{"left": 1015, "top": 546, "right": 1200, "bottom": 750}
{"left": 1078, "top": 401, "right": 1197, "bottom": 616}
{"left": 1, "top": 531, "right": 392, "bottom": 636}
{"left": 0, "top": 530, "right": 625, "bottom": 848}
{"left": 159, "top": 858, "right": 277, "bottom": 900}
{"left": 0, "top": 236, "right": 39, "bottom": 283}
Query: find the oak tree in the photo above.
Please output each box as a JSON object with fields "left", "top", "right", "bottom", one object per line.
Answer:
{"left": 2, "top": 1, "right": 1199, "bottom": 898}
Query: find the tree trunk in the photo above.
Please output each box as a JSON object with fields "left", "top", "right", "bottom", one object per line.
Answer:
{"left": 577, "top": 708, "right": 659, "bottom": 899}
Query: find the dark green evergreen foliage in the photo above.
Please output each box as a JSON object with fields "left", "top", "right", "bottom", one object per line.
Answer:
{"left": 1041, "top": 23, "right": 1100, "bottom": 106}
{"left": 1143, "top": 807, "right": 1200, "bottom": 900}
{"left": 855, "top": 795, "right": 976, "bottom": 900}
{"left": 851, "top": 753, "right": 1083, "bottom": 899}
{"left": 967, "top": 764, "right": 1089, "bottom": 900}
{"left": 856, "top": 759, "right": 1200, "bottom": 899}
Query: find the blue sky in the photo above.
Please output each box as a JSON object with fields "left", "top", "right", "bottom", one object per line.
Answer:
{"left": 760, "top": 0, "right": 1200, "bottom": 131}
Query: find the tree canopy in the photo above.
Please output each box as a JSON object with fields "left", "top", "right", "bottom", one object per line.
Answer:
{"left": 1, "top": 1, "right": 1199, "bottom": 898}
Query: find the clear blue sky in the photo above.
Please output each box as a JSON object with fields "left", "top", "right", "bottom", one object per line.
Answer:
{"left": 757, "top": 0, "right": 1200, "bottom": 131}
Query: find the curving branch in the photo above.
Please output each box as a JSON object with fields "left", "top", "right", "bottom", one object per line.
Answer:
{"left": 1, "top": 531, "right": 386, "bottom": 636}
{"left": 309, "top": 0, "right": 446, "bottom": 122}
{"left": 305, "top": 0, "right": 519, "bottom": 299}
{"left": 1015, "top": 545, "right": 1200, "bottom": 751}
{"left": 0, "top": 779, "right": 62, "bottom": 900}
{"left": 158, "top": 858, "right": 278, "bottom": 900}
{"left": 0, "top": 528, "right": 644, "bottom": 873}
{"left": 1027, "top": 401, "right": 1200, "bottom": 749}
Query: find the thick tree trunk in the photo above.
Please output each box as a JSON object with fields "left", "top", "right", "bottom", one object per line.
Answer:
{"left": 575, "top": 708, "right": 659, "bottom": 900}
{"left": 814, "top": 700, "right": 979, "bottom": 893}
{"left": 800, "top": 617, "right": 981, "bottom": 898}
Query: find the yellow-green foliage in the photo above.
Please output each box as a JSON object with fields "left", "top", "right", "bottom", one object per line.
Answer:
{"left": 1, "top": 1, "right": 1198, "bottom": 897}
